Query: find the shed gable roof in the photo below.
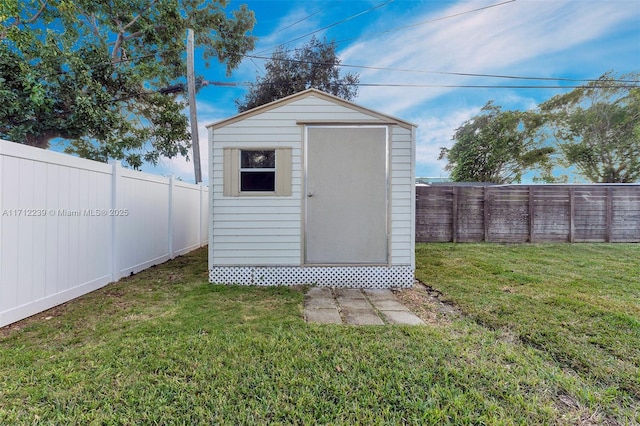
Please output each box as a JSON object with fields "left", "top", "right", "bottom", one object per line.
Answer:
{"left": 207, "top": 88, "right": 416, "bottom": 130}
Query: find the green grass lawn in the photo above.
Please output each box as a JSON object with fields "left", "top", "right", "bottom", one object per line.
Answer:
{"left": 1, "top": 244, "right": 638, "bottom": 425}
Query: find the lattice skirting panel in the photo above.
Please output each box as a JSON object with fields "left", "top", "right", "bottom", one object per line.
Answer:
{"left": 209, "top": 265, "right": 414, "bottom": 288}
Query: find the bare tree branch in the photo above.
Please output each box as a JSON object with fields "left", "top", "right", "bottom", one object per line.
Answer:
{"left": 0, "top": 0, "right": 48, "bottom": 40}
{"left": 75, "top": 6, "right": 101, "bottom": 38}
{"left": 122, "top": 0, "right": 158, "bottom": 32}
{"left": 123, "top": 30, "right": 144, "bottom": 41}
{"left": 110, "top": 1, "right": 157, "bottom": 63}
{"left": 27, "top": 0, "right": 48, "bottom": 24}
{"left": 111, "top": 33, "right": 124, "bottom": 62}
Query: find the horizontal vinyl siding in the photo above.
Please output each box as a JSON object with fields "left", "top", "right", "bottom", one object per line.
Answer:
{"left": 391, "top": 197, "right": 412, "bottom": 208}
{"left": 213, "top": 213, "right": 300, "bottom": 223}
{"left": 213, "top": 251, "right": 301, "bottom": 265}
{"left": 211, "top": 209, "right": 301, "bottom": 266}
{"left": 213, "top": 205, "right": 300, "bottom": 215}
{"left": 390, "top": 126, "right": 414, "bottom": 265}
{"left": 215, "top": 134, "right": 299, "bottom": 144}
{"left": 210, "top": 220, "right": 300, "bottom": 229}
{"left": 214, "top": 235, "right": 299, "bottom": 244}
{"left": 210, "top": 99, "right": 302, "bottom": 266}
{"left": 214, "top": 241, "right": 299, "bottom": 250}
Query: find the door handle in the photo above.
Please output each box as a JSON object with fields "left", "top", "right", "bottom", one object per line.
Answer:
{"left": 307, "top": 192, "right": 314, "bottom": 197}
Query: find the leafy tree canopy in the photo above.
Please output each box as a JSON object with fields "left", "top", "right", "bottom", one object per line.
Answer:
{"left": 0, "top": 0, "right": 255, "bottom": 168}
{"left": 540, "top": 71, "right": 640, "bottom": 183}
{"left": 439, "top": 101, "right": 555, "bottom": 184}
{"left": 236, "top": 36, "right": 359, "bottom": 112}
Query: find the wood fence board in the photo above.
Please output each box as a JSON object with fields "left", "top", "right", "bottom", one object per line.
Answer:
{"left": 415, "top": 184, "right": 640, "bottom": 243}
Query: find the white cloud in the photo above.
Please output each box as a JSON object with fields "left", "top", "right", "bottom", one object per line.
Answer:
{"left": 152, "top": 121, "right": 210, "bottom": 184}
{"left": 335, "top": 0, "right": 638, "bottom": 176}
{"left": 235, "top": 4, "right": 330, "bottom": 82}
{"left": 255, "top": 5, "right": 324, "bottom": 49}
{"left": 146, "top": 99, "right": 229, "bottom": 184}
{"left": 341, "top": 0, "right": 637, "bottom": 115}
{"left": 411, "top": 107, "right": 479, "bottom": 177}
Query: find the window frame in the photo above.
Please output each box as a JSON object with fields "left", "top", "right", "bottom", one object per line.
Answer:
{"left": 239, "top": 149, "right": 277, "bottom": 193}
{"left": 223, "top": 147, "right": 292, "bottom": 197}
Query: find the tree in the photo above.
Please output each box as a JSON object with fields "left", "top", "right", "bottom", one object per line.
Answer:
{"left": 439, "top": 102, "right": 554, "bottom": 183}
{"left": 236, "top": 37, "right": 359, "bottom": 112}
{"left": 0, "top": 0, "right": 255, "bottom": 168}
{"left": 540, "top": 72, "right": 640, "bottom": 183}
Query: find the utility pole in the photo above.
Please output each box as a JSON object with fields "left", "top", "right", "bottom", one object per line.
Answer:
{"left": 186, "top": 28, "right": 202, "bottom": 183}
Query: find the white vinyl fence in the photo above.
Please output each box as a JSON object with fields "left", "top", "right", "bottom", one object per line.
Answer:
{"left": 0, "top": 139, "right": 208, "bottom": 327}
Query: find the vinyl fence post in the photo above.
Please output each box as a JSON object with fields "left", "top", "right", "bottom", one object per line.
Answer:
{"left": 606, "top": 186, "right": 613, "bottom": 242}
{"left": 168, "top": 176, "right": 174, "bottom": 259}
{"left": 199, "top": 183, "right": 206, "bottom": 247}
{"left": 110, "top": 160, "right": 121, "bottom": 281}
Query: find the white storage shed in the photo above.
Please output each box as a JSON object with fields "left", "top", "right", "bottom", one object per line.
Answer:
{"left": 208, "top": 89, "right": 416, "bottom": 288}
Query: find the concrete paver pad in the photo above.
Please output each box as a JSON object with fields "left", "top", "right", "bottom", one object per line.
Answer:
{"left": 362, "top": 289, "right": 396, "bottom": 301}
{"left": 304, "top": 287, "right": 424, "bottom": 326}
{"left": 336, "top": 297, "right": 371, "bottom": 310}
{"left": 334, "top": 288, "right": 366, "bottom": 299}
{"left": 368, "top": 299, "right": 410, "bottom": 311}
{"left": 382, "top": 310, "right": 424, "bottom": 325}
{"left": 305, "top": 308, "right": 342, "bottom": 324}
{"left": 305, "top": 297, "right": 339, "bottom": 309}
{"left": 343, "top": 309, "right": 385, "bottom": 325}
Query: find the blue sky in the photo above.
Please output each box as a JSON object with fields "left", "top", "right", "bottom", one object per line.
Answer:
{"left": 146, "top": 0, "right": 640, "bottom": 183}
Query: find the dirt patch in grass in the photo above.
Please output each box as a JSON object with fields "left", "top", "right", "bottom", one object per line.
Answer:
{"left": 0, "top": 299, "right": 75, "bottom": 339}
{"left": 393, "top": 280, "right": 463, "bottom": 326}
{"left": 555, "top": 390, "right": 621, "bottom": 426}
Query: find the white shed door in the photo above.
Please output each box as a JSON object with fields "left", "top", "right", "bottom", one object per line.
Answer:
{"left": 305, "top": 127, "right": 388, "bottom": 264}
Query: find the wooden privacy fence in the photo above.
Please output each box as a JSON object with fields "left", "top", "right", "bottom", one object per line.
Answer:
{"left": 416, "top": 184, "right": 640, "bottom": 243}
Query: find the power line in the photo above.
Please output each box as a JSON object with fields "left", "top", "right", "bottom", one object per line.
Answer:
{"left": 270, "top": 9, "right": 323, "bottom": 36}
{"left": 68, "top": 46, "right": 640, "bottom": 85}
{"left": 253, "top": 0, "right": 516, "bottom": 57}
{"left": 201, "top": 80, "right": 640, "bottom": 90}
{"left": 250, "top": 7, "right": 325, "bottom": 77}
{"left": 29, "top": 46, "right": 640, "bottom": 86}
{"left": 13, "top": 0, "right": 636, "bottom": 87}
{"left": 354, "top": 82, "right": 640, "bottom": 89}
{"left": 242, "top": 54, "right": 640, "bottom": 84}
{"left": 335, "top": 0, "right": 517, "bottom": 46}
{"left": 249, "top": 57, "right": 265, "bottom": 77}
{"left": 254, "top": 0, "right": 395, "bottom": 56}
{"left": 19, "top": 45, "right": 640, "bottom": 87}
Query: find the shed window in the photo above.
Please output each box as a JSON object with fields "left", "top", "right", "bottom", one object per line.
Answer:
{"left": 240, "top": 150, "right": 276, "bottom": 192}
{"left": 223, "top": 147, "right": 292, "bottom": 197}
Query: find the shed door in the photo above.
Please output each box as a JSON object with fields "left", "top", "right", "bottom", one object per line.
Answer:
{"left": 305, "top": 126, "right": 388, "bottom": 264}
